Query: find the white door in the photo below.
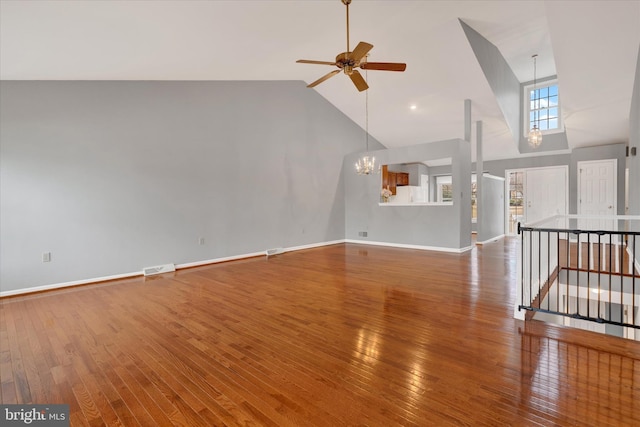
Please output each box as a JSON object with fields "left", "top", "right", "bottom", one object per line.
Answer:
{"left": 625, "top": 168, "right": 629, "bottom": 214}
{"left": 525, "top": 167, "right": 567, "bottom": 224}
{"left": 578, "top": 159, "right": 617, "bottom": 215}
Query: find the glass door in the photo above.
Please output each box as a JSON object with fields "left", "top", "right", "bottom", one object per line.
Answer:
{"left": 507, "top": 171, "right": 524, "bottom": 235}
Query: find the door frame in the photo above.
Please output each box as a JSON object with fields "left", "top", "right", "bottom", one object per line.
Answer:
{"left": 505, "top": 165, "right": 569, "bottom": 235}
{"left": 577, "top": 158, "right": 617, "bottom": 216}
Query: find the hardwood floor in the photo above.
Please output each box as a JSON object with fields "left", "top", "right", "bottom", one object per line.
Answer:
{"left": 2, "top": 238, "right": 640, "bottom": 426}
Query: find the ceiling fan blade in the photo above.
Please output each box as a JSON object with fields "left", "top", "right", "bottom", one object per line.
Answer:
{"left": 360, "top": 62, "right": 407, "bottom": 72}
{"left": 349, "top": 41, "right": 373, "bottom": 62}
{"left": 307, "top": 70, "right": 341, "bottom": 88}
{"left": 297, "top": 60, "right": 337, "bottom": 66}
{"left": 349, "top": 70, "right": 369, "bottom": 92}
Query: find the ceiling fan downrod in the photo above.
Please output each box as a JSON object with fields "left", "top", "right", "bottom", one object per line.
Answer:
{"left": 343, "top": 0, "right": 351, "bottom": 54}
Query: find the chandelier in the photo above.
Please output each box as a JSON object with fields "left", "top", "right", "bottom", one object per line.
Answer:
{"left": 355, "top": 67, "right": 378, "bottom": 174}
{"left": 355, "top": 154, "right": 376, "bottom": 175}
{"left": 528, "top": 54, "right": 542, "bottom": 148}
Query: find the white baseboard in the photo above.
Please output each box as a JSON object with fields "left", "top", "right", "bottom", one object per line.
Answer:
{"left": 176, "top": 251, "right": 265, "bottom": 269}
{"left": 1, "top": 238, "right": 477, "bottom": 297}
{"left": 344, "top": 239, "right": 473, "bottom": 254}
{"left": 0, "top": 271, "right": 141, "bottom": 298}
{"left": 476, "top": 234, "right": 506, "bottom": 245}
{"left": 0, "top": 240, "right": 347, "bottom": 298}
{"left": 284, "top": 239, "right": 345, "bottom": 253}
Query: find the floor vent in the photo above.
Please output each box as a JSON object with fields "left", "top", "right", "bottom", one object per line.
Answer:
{"left": 143, "top": 263, "right": 175, "bottom": 276}
{"left": 265, "top": 248, "right": 285, "bottom": 257}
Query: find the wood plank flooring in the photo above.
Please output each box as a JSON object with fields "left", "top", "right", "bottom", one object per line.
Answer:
{"left": 2, "top": 238, "right": 640, "bottom": 426}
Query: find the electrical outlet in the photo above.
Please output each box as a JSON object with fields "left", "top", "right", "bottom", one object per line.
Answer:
{"left": 199, "top": 237, "right": 205, "bottom": 245}
{"left": 42, "top": 252, "right": 51, "bottom": 263}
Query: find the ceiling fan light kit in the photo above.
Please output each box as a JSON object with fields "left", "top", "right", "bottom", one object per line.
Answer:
{"left": 297, "top": 0, "right": 406, "bottom": 92}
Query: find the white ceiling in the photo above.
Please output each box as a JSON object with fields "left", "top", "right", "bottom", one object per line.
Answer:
{"left": 1, "top": 0, "right": 638, "bottom": 162}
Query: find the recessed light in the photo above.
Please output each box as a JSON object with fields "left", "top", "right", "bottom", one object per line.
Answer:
{"left": 410, "top": 105, "right": 417, "bottom": 110}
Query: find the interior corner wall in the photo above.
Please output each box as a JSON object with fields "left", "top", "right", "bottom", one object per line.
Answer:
{"left": 344, "top": 139, "right": 472, "bottom": 251}
{"left": 628, "top": 44, "right": 640, "bottom": 215}
{"left": 0, "top": 80, "right": 365, "bottom": 294}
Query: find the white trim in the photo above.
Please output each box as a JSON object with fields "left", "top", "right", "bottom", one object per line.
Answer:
{"left": 378, "top": 202, "right": 453, "bottom": 207}
{"left": 475, "top": 234, "right": 506, "bottom": 245}
{"left": 175, "top": 251, "right": 265, "bottom": 269}
{"left": 564, "top": 214, "right": 640, "bottom": 220}
{"left": 625, "top": 168, "right": 629, "bottom": 214}
{"left": 0, "top": 271, "right": 141, "bottom": 298}
{"left": 505, "top": 169, "right": 521, "bottom": 236}
{"left": 0, "top": 240, "right": 347, "bottom": 298}
{"left": 279, "top": 239, "right": 345, "bottom": 253}
{"left": 504, "top": 165, "right": 569, "bottom": 236}
{"left": 482, "top": 173, "right": 505, "bottom": 182}
{"left": 344, "top": 239, "right": 473, "bottom": 253}
{"left": 176, "top": 240, "right": 346, "bottom": 269}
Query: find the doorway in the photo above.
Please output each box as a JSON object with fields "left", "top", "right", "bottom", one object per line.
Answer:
{"left": 577, "top": 159, "right": 617, "bottom": 215}
{"left": 505, "top": 166, "right": 568, "bottom": 235}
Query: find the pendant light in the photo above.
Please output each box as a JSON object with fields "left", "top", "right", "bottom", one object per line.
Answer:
{"left": 355, "top": 66, "right": 378, "bottom": 174}
{"left": 528, "top": 54, "right": 542, "bottom": 148}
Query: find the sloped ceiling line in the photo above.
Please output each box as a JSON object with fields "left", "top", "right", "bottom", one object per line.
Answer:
{"left": 460, "top": 19, "right": 568, "bottom": 155}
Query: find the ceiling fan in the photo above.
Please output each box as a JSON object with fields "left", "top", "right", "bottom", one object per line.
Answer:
{"left": 296, "top": 0, "right": 406, "bottom": 92}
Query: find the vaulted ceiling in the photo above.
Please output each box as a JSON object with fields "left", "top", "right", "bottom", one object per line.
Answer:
{"left": 1, "top": 0, "right": 638, "bottom": 161}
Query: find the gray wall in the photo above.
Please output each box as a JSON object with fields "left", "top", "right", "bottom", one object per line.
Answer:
{"left": 0, "top": 80, "right": 367, "bottom": 293}
{"left": 478, "top": 175, "right": 505, "bottom": 242}
{"left": 345, "top": 139, "right": 472, "bottom": 250}
{"left": 629, "top": 44, "right": 640, "bottom": 215}
{"left": 460, "top": 20, "right": 521, "bottom": 148}
{"left": 479, "top": 143, "right": 626, "bottom": 215}
{"left": 407, "top": 163, "right": 429, "bottom": 186}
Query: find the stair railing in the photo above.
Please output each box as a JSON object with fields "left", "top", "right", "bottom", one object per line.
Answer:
{"left": 516, "top": 215, "right": 640, "bottom": 337}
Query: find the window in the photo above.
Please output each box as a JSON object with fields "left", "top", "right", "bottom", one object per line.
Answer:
{"left": 524, "top": 80, "right": 561, "bottom": 135}
{"left": 436, "top": 175, "right": 477, "bottom": 221}
{"left": 471, "top": 175, "right": 477, "bottom": 221}
{"left": 507, "top": 171, "right": 524, "bottom": 234}
{"left": 436, "top": 176, "right": 452, "bottom": 203}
